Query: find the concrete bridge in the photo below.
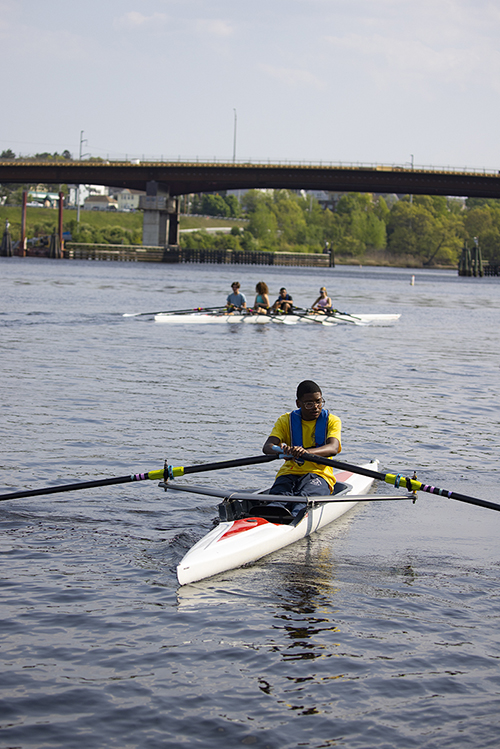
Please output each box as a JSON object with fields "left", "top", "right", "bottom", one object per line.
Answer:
{"left": 2, "top": 159, "right": 500, "bottom": 247}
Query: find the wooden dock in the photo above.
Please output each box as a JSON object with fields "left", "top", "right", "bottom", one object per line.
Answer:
{"left": 63, "top": 243, "right": 334, "bottom": 267}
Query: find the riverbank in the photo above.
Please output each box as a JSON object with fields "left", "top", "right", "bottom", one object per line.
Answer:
{"left": 6, "top": 242, "right": 458, "bottom": 270}
{"left": 0, "top": 205, "right": 462, "bottom": 270}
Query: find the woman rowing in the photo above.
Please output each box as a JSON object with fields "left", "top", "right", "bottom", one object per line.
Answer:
{"left": 253, "top": 281, "right": 270, "bottom": 314}
{"left": 311, "top": 287, "right": 333, "bottom": 314}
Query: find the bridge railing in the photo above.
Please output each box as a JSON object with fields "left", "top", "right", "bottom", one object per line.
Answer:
{"left": 2, "top": 156, "right": 498, "bottom": 176}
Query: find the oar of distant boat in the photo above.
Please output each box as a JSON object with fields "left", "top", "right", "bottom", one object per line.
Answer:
{"left": 123, "top": 305, "right": 228, "bottom": 318}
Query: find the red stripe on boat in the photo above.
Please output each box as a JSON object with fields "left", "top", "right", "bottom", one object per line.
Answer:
{"left": 335, "top": 471, "right": 353, "bottom": 482}
{"left": 219, "top": 470, "right": 352, "bottom": 542}
{"left": 219, "top": 517, "right": 271, "bottom": 541}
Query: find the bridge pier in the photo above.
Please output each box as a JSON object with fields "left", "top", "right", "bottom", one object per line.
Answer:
{"left": 139, "top": 181, "right": 179, "bottom": 248}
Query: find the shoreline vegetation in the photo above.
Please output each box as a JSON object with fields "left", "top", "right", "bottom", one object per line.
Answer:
{"left": 2, "top": 188, "right": 500, "bottom": 270}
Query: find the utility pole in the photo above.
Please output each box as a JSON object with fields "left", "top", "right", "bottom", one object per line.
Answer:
{"left": 233, "top": 109, "right": 237, "bottom": 163}
{"left": 410, "top": 154, "right": 414, "bottom": 205}
{"left": 76, "top": 131, "right": 89, "bottom": 223}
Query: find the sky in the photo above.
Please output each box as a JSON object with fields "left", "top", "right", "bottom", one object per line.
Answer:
{"left": 1, "top": 0, "right": 499, "bottom": 170}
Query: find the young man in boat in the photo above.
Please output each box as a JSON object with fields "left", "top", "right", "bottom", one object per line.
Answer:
{"left": 262, "top": 380, "right": 341, "bottom": 499}
{"left": 226, "top": 281, "right": 247, "bottom": 312}
{"left": 271, "top": 287, "right": 294, "bottom": 314}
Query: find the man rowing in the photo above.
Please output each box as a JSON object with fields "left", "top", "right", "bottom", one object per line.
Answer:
{"left": 271, "top": 287, "right": 293, "bottom": 314}
{"left": 226, "top": 281, "right": 247, "bottom": 312}
{"left": 262, "top": 380, "right": 341, "bottom": 511}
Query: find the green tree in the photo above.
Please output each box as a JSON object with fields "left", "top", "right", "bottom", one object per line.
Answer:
{"left": 387, "top": 200, "right": 461, "bottom": 265}
{"left": 247, "top": 202, "right": 278, "bottom": 248}
{"left": 225, "top": 194, "right": 241, "bottom": 218}
{"left": 331, "top": 193, "right": 386, "bottom": 255}
{"left": 201, "top": 193, "right": 231, "bottom": 217}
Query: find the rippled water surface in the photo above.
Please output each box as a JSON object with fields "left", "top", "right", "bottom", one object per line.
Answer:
{"left": 1, "top": 257, "right": 500, "bottom": 748}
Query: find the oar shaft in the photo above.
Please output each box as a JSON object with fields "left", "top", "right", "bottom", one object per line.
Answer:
{"left": 0, "top": 455, "right": 277, "bottom": 502}
{"left": 299, "top": 451, "right": 500, "bottom": 513}
{"left": 124, "top": 306, "right": 227, "bottom": 318}
{"left": 0, "top": 471, "right": 164, "bottom": 502}
{"left": 173, "top": 454, "right": 278, "bottom": 477}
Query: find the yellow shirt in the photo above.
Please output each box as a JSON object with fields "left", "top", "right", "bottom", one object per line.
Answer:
{"left": 270, "top": 412, "right": 342, "bottom": 492}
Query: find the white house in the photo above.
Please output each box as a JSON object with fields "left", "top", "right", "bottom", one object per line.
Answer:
{"left": 83, "top": 195, "right": 119, "bottom": 211}
{"left": 115, "top": 188, "right": 143, "bottom": 211}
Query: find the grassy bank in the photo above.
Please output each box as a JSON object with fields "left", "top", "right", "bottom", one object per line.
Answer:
{"left": 333, "top": 249, "right": 456, "bottom": 269}
{"left": 0, "top": 205, "right": 457, "bottom": 268}
{"left": 179, "top": 215, "right": 247, "bottom": 230}
{"left": 0, "top": 205, "right": 246, "bottom": 243}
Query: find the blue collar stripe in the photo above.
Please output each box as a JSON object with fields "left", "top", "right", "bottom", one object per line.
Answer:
{"left": 290, "top": 408, "right": 328, "bottom": 447}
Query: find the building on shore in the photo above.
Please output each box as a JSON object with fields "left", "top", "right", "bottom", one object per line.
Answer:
{"left": 83, "top": 195, "right": 119, "bottom": 211}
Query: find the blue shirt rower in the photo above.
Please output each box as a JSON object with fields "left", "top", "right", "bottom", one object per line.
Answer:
{"left": 226, "top": 281, "right": 247, "bottom": 311}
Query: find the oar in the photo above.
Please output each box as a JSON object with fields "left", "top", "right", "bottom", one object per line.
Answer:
{"left": 123, "top": 305, "right": 228, "bottom": 318}
{"left": 332, "top": 309, "right": 362, "bottom": 321}
{"left": 281, "top": 307, "right": 336, "bottom": 326}
{"left": 0, "top": 455, "right": 279, "bottom": 502}
{"left": 289, "top": 450, "right": 500, "bottom": 513}
{"left": 295, "top": 307, "right": 365, "bottom": 326}
{"left": 0, "top": 470, "right": 166, "bottom": 502}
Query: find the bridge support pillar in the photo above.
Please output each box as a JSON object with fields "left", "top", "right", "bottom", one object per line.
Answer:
{"left": 139, "top": 181, "right": 179, "bottom": 248}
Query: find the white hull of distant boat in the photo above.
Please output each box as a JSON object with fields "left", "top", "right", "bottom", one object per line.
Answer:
{"left": 173, "top": 460, "right": 379, "bottom": 585}
{"left": 154, "top": 312, "right": 400, "bottom": 326}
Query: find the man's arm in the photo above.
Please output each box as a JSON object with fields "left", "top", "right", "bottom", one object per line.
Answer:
{"left": 263, "top": 435, "right": 281, "bottom": 454}
{"left": 263, "top": 435, "right": 340, "bottom": 459}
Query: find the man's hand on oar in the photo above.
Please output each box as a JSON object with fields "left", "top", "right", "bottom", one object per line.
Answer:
{"left": 0, "top": 455, "right": 278, "bottom": 502}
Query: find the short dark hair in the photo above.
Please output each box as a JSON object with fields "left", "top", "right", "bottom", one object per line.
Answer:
{"left": 296, "top": 380, "right": 322, "bottom": 399}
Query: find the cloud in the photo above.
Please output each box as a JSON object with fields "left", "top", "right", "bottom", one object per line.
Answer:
{"left": 325, "top": 12, "right": 500, "bottom": 94}
{"left": 259, "top": 64, "right": 326, "bottom": 90}
{"left": 115, "top": 11, "right": 168, "bottom": 30}
{"left": 195, "top": 19, "right": 234, "bottom": 37}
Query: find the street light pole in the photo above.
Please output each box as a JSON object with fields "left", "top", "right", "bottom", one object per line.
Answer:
{"left": 410, "top": 154, "right": 414, "bottom": 205}
{"left": 77, "top": 130, "right": 89, "bottom": 223}
{"left": 233, "top": 109, "right": 237, "bottom": 163}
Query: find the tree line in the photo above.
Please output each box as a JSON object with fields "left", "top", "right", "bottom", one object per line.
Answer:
{"left": 181, "top": 190, "right": 500, "bottom": 266}
{"left": 0, "top": 149, "right": 73, "bottom": 161}
{"left": 2, "top": 172, "right": 500, "bottom": 265}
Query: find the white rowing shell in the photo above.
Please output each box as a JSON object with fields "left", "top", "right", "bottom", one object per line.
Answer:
{"left": 154, "top": 313, "right": 400, "bottom": 325}
{"left": 176, "top": 460, "right": 379, "bottom": 585}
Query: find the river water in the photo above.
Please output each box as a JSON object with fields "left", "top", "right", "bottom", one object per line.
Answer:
{"left": 1, "top": 257, "right": 499, "bottom": 748}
